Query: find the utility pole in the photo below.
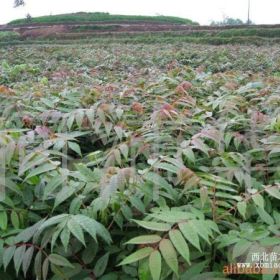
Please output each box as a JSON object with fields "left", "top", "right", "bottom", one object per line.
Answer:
{"left": 247, "top": 0, "right": 251, "bottom": 25}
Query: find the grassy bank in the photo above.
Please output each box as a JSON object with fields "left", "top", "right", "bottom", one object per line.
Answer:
{"left": 0, "top": 31, "right": 20, "bottom": 41}
{"left": 1, "top": 32, "right": 280, "bottom": 47}
{"left": 216, "top": 27, "right": 280, "bottom": 38}
{"left": 9, "top": 12, "right": 197, "bottom": 25}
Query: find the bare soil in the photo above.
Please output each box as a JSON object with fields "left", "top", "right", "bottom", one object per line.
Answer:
{"left": 1, "top": 22, "right": 280, "bottom": 39}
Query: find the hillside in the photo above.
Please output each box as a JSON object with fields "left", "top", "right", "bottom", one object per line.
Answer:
{"left": 8, "top": 12, "right": 198, "bottom": 25}
{"left": 1, "top": 12, "right": 280, "bottom": 46}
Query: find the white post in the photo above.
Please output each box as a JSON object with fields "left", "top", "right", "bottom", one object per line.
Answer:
{"left": 247, "top": 0, "right": 251, "bottom": 25}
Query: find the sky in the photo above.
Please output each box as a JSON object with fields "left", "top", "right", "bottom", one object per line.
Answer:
{"left": 1, "top": 0, "right": 280, "bottom": 25}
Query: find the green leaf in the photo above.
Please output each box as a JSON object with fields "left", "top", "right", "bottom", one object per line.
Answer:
{"left": 104, "top": 122, "right": 113, "bottom": 137}
{"left": 198, "top": 173, "right": 237, "bottom": 187}
{"left": 179, "top": 222, "right": 201, "bottom": 252}
{"left": 75, "top": 110, "right": 84, "bottom": 128}
{"left": 149, "top": 210, "right": 195, "bottom": 223}
{"left": 22, "top": 246, "right": 34, "bottom": 277}
{"left": 130, "top": 196, "right": 145, "bottom": 213}
{"left": 149, "top": 250, "right": 161, "bottom": 280}
{"left": 13, "top": 245, "right": 25, "bottom": 275}
{"left": 48, "top": 254, "right": 74, "bottom": 268}
{"left": 51, "top": 228, "right": 63, "bottom": 251}
{"left": 82, "top": 242, "right": 98, "bottom": 264}
{"left": 144, "top": 172, "right": 177, "bottom": 199}
{"left": 237, "top": 201, "right": 247, "bottom": 219}
{"left": 205, "top": 220, "right": 221, "bottom": 234}
{"left": 0, "top": 211, "right": 8, "bottom": 230}
{"left": 256, "top": 206, "right": 274, "bottom": 225}
{"left": 191, "top": 138, "right": 209, "bottom": 155}
{"left": 60, "top": 226, "right": 70, "bottom": 251}
{"left": 34, "top": 251, "right": 42, "bottom": 280}
{"left": 94, "top": 252, "right": 110, "bottom": 277}
{"left": 68, "top": 141, "right": 82, "bottom": 157}
{"left": 39, "top": 214, "right": 68, "bottom": 232}
{"left": 265, "top": 186, "right": 280, "bottom": 200}
{"left": 73, "top": 214, "right": 112, "bottom": 243}
{"left": 94, "top": 222, "right": 112, "bottom": 244}
{"left": 182, "top": 148, "right": 195, "bottom": 163}
{"left": 24, "top": 163, "right": 58, "bottom": 181}
{"left": 69, "top": 214, "right": 110, "bottom": 244}
{"left": 3, "top": 245, "right": 16, "bottom": 270}
{"left": 42, "top": 258, "right": 49, "bottom": 280}
{"left": 99, "top": 273, "right": 118, "bottom": 280}
{"left": 4, "top": 141, "right": 15, "bottom": 164}
{"left": 181, "top": 260, "right": 209, "bottom": 280}
{"left": 186, "top": 271, "right": 226, "bottom": 280}
{"left": 118, "top": 247, "right": 153, "bottom": 266}
{"left": 232, "top": 239, "right": 252, "bottom": 259}
{"left": 260, "top": 237, "right": 280, "bottom": 246}
{"left": 11, "top": 211, "right": 20, "bottom": 229}
{"left": 75, "top": 164, "right": 97, "bottom": 182}
{"left": 133, "top": 220, "right": 171, "bottom": 232}
{"left": 119, "top": 143, "right": 129, "bottom": 160}
{"left": 191, "top": 220, "right": 211, "bottom": 244}
{"left": 54, "top": 185, "right": 75, "bottom": 209}
{"left": 18, "top": 154, "right": 46, "bottom": 176}
{"left": 85, "top": 109, "right": 95, "bottom": 125}
{"left": 67, "top": 113, "right": 75, "bottom": 130}
{"left": 252, "top": 193, "right": 264, "bottom": 209}
{"left": 43, "top": 175, "right": 67, "bottom": 199}
{"left": 169, "top": 229, "right": 190, "bottom": 264}
{"left": 159, "top": 239, "right": 178, "bottom": 276}
{"left": 16, "top": 219, "right": 45, "bottom": 242}
{"left": 262, "top": 275, "right": 276, "bottom": 280}
{"left": 153, "top": 162, "right": 179, "bottom": 173}
{"left": 139, "top": 258, "right": 151, "bottom": 280}
{"left": 114, "top": 126, "right": 123, "bottom": 140}
{"left": 69, "top": 196, "right": 83, "bottom": 214}
{"left": 67, "top": 218, "right": 85, "bottom": 246}
{"left": 125, "top": 235, "right": 162, "bottom": 245}
{"left": 200, "top": 187, "right": 208, "bottom": 207}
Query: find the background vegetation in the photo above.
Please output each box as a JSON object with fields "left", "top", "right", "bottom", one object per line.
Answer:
{"left": 8, "top": 12, "right": 198, "bottom": 25}
{"left": 0, "top": 31, "right": 20, "bottom": 41}
{"left": 210, "top": 17, "right": 250, "bottom": 26}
